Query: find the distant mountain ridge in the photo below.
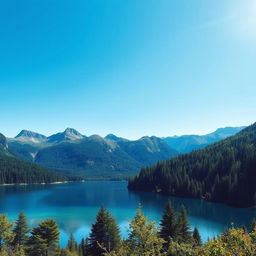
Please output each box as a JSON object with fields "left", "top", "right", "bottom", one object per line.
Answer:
{"left": 6, "top": 126, "right": 245, "bottom": 179}
{"left": 15, "top": 128, "right": 84, "bottom": 144}
{"left": 8, "top": 128, "right": 178, "bottom": 179}
{"left": 163, "top": 126, "right": 245, "bottom": 153}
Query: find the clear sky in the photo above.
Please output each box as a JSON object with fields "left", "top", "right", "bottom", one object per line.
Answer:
{"left": 0, "top": 0, "right": 255, "bottom": 139}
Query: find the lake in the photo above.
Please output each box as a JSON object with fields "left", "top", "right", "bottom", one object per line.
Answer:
{"left": 0, "top": 180, "right": 255, "bottom": 246}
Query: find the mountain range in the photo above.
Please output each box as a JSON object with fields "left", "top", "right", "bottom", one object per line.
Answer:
{"left": 6, "top": 126, "right": 244, "bottom": 179}
{"left": 163, "top": 126, "right": 245, "bottom": 153}
{"left": 8, "top": 128, "right": 178, "bottom": 179}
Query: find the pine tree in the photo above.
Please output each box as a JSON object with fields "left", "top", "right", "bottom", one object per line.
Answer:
{"left": 176, "top": 205, "right": 192, "bottom": 243}
{"left": 193, "top": 227, "right": 202, "bottom": 246}
{"left": 88, "top": 206, "right": 121, "bottom": 256}
{"left": 67, "top": 233, "right": 78, "bottom": 252}
{"left": 159, "top": 200, "right": 177, "bottom": 244}
{"left": 28, "top": 218, "right": 60, "bottom": 256}
{"left": 79, "top": 238, "right": 88, "bottom": 256}
{"left": 12, "top": 212, "right": 29, "bottom": 247}
{"left": 0, "top": 214, "right": 13, "bottom": 251}
{"left": 124, "top": 205, "right": 164, "bottom": 256}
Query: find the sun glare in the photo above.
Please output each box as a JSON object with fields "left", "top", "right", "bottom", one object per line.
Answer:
{"left": 234, "top": 0, "right": 256, "bottom": 40}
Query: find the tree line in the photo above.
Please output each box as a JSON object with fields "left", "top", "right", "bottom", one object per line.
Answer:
{"left": 0, "top": 202, "right": 256, "bottom": 256}
{"left": 0, "top": 154, "right": 81, "bottom": 184}
{"left": 129, "top": 122, "right": 256, "bottom": 207}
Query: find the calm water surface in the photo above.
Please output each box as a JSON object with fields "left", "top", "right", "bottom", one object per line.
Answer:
{"left": 0, "top": 181, "right": 255, "bottom": 246}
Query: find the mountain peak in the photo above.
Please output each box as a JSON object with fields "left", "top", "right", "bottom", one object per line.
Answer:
{"left": 63, "top": 128, "right": 84, "bottom": 139}
{"left": 105, "top": 134, "right": 128, "bottom": 142}
{"left": 63, "top": 128, "right": 79, "bottom": 134}
{"left": 47, "top": 128, "right": 84, "bottom": 143}
{"left": 209, "top": 126, "right": 246, "bottom": 138}
{"left": 15, "top": 130, "right": 47, "bottom": 143}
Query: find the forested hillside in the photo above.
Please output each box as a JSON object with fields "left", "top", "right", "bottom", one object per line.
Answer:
{"left": 129, "top": 123, "right": 256, "bottom": 207}
{"left": 0, "top": 154, "right": 80, "bottom": 184}
{"left": 0, "top": 133, "right": 80, "bottom": 184}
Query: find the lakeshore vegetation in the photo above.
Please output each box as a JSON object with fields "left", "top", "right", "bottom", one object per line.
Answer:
{"left": 129, "top": 123, "right": 256, "bottom": 208}
{"left": 0, "top": 202, "right": 255, "bottom": 256}
{"left": 0, "top": 154, "right": 81, "bottom": 184}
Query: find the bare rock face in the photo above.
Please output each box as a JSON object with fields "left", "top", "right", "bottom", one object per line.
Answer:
{"left": 0, "top": 133, "right": 8, "bottom": 150}
{"left": 47, "top": 128, "right": 84, "bottom": 143}
{"left": 15, "top": 130, "right": 47, "bottom": 143}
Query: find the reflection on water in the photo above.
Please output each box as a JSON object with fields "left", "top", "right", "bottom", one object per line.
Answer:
{"left": 0, "top": 181, "right": 255, "bottom": 246}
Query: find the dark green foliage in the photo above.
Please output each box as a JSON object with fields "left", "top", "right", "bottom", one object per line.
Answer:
{"left": 159, "top": 200, "right": 177, "bottom": 243}
{"left": 28, "top": 219, "right": 60, "bottom": 256}
{"left": 79, "top": 238, "right": 89, "bottom": 256}
{"left": 8, "top": 141, "right": 42, "bottom": 162}
{"left": 193, "top": 227, "right": 202, "bottom": 246}
{"left": 67, "top": 233, "right": 78, "bottom": 252}
{"left": 12, "top": 212, "right": 29, "bottom": 247}
{"left": 0, "top": 154, "right": 81, "bottom": 184}
{"left": 88, "top": 206, "right": 121, "bottom": 256}
{"left": 176, "top": 205, "right": 192, "bottom": 243}
{"left": 129, "top": 123, "right": 256, "bottom": 207}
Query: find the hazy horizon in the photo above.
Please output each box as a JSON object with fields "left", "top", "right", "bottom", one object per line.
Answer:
{"left": 1, "top": 0, "right": 255, "bottom": 139}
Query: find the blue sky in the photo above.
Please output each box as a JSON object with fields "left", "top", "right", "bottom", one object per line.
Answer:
{"left": 0, "top": 0, "right": 255, "bottom": 139}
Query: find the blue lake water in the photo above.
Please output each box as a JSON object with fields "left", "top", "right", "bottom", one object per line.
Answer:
{"left": 0, "top": 180, "right": 255, "bottom": 246}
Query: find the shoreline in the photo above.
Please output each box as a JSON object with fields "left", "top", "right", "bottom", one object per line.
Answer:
{"left": 0, "top": 181, "right": 74, "bottom": 186}
{"left": 0, "top": 179, "right": 127, "bottom": 186}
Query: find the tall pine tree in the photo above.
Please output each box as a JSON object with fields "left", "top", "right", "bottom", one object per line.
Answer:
{"left": 159, "top": 200, "right": 177, "bottom": 243}
{"left": 124, "top": 205, "right": 164, "bottom": 256}
{"left": 193, "top": 227, "right": 202, "bottom": 246}
{"left": 0, "top": 214, "right": 13, "bottom": 251}
{"left": 176, "top": 205, "right": 192, "bottom": 243}
{"left": 88, "top": 206, "right": 121, "bottom": 256}
{"left": 28, "top": 218, "right": 60, "bottom": 256}
{"left": 12, "top": 212, "right": 29, "bottom": 247}
{"left": 67, "top": 233, "right": 78, "bottom": 252}
{"left": 79, "top": 238, "right": 88, "bottom": 256}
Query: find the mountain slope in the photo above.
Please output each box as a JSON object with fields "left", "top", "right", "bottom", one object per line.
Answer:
{"left": 34, "top": 135, "right": 177, "bottom": 179}
{"left": 0, "top": 133, "right": 80, "bottom": 184}
{"left": 35, "top": 136, "right": 142, "bottom": 179}
{"left": 0, "top": 133, "right": 9, "bottom": 155}
{"left": 129, "top": 123, "right": 256, "bottom": 207}
{"left": 15, "top": 130, "right": 47, "bottom": 143}
{"left": 115, "top": 136, "right": 178, "bottom": 166}
{"left": 47, "top": 128, "right": 84, "bottom": 143}
{"left": 163, "top": 126, "right": 245, "bottom": 153}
